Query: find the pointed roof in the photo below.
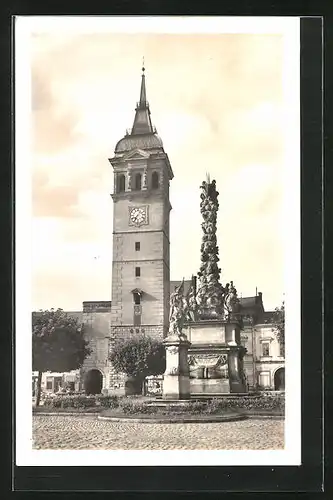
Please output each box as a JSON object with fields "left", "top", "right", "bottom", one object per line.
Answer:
{"left": 131, "top": 65, "right": 154, "bottom": 135}
{"left": 114, "top": 63, "right": 164, "bottom": 154}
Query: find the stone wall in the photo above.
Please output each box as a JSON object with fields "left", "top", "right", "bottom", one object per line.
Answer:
{"left": 80, "top": 306, "right": 111, "bottom": 391}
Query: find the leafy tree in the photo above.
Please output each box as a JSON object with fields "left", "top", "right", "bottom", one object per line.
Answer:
{"left": 32, "top": 308, "right": 91, "bottom": 406}
{"left": 272, "top": 301, "right": 285, "bottom": 357}
{"left": 109, "top": 335, "right": 166, "bottom": 394}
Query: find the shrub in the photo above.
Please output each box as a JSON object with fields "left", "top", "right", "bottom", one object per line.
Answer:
{"left": 95, "top": 395, "right": 119, "bottom": 409}
{"left": 71, "top": 396, "right": 96, "bottom": 409}
{"left": 109, "top": 335, "right": 166, "bottom": 395}
{"left": 182, "top": 401, "right": 207, "bottom": 414}
{"left": 119, "top": 398, "right": 157, "bottom": 414}
{"left": 205, "top": 394, "right": 285, "bottom": 413}
{"left": 42, "top": 394, "right": 98, "bottom": 409}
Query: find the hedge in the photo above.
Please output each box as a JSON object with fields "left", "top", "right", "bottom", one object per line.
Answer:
{"left": 43, "top": 394, "right": 119, "bottom": 409}
{"left": 40, "top": 393, "right": 284, "bottom": 413}
{"left": 116, "top": 394, "right": 285, "bottom": 416}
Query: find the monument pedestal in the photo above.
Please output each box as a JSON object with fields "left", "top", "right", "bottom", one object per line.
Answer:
{"left": 184, "top": 318, "right": 247, "bottom": 394}
{"left": 228, "top": 347, "right": 246, "bottom": 393}
{"left": 162, "top": 334, "right": 191, "bottom": 400}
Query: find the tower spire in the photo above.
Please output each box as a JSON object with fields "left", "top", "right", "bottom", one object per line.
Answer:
{"left": 131, "top": 61, "right": 154, "bottom": 135}
{"left": 139, "top": 58, "right": 147, "bottom": 107}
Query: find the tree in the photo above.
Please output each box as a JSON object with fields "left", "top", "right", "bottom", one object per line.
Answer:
{"left": 272, "top": 301, "right": 285, "bottom": 357}
{"left": 32, "top": 308, "right": 91, "bottom": 406}
{"left": 109, "top": 335, "right": 166, "bottom": 394}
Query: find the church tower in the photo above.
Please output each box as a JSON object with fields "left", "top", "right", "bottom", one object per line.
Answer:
{"left": 109, "top": 65, "right": 173, "bottom": 374}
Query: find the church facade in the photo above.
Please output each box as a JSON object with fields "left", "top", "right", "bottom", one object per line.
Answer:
{"left": 33, "top": 67, "right": 284, "bottom": 397}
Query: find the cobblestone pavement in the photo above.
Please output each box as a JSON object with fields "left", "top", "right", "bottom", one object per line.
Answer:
{"left": 33, "top": 416, "right": 284, "bottom": 450}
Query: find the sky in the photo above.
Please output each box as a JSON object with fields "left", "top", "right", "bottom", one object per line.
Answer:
{"left": 30, "top": 30, "right": 287, "bottom": 312}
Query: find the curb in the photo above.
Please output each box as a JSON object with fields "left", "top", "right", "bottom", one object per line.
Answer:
{"left": 97, "top": 413, "right": 247, "bottom": 424}
{"left": 33, "top": 412, "right": 284, "bottom": 421}
{"left": 245, "top": 415, "right": 284, "bottom": 420}
{"left": 33, "top": 412, "right": 100, "bottom": 417}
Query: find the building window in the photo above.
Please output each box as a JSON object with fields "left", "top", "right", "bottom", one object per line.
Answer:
{"left": 152, "top": 171, "right": 159, "bottom": 189}
{"left": 135, "top": 267, "right": 141, "bottom": 277}
{"left": 67, "top": 382, "right": 75, "bottom": 392}
{"left": 133, "top": 173, "right": 142, "bottom": 191}
{"left": 135, "top": 242, "right": 140, "bottom": 251}
{"left": 262, "top": 342, "right": 270, "bottom": 357}
{"left": 116, "top": 174, "right": 125, "bottom": 193}
{"left": 133, "top": 292, "right": 141, "bottom": 305}
{"left": 46, "top": 377, "right": 53, "bottom": 390}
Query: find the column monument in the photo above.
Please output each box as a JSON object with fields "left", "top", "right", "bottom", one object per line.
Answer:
{"left": 182, "top": 175, "right": 247, "bottom": 394}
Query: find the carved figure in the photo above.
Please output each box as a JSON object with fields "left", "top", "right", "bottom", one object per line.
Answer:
{"left": 196, "top": 176, "right": 223, "bottom": 318}
{"left": 223, "top": 280, "right": 240, "bottom": 320}
{"left": 127, "top": 170, "right": 132, "bottom": 190}
{"left": 186, "top": 285, "right": 197, "bottom": 321}
{"left": 169, "top": 279, "right": 187, "bottom": 336}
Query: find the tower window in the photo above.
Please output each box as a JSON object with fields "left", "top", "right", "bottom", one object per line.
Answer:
{"left": 133, "top": 292, "right": 141, "bottom": 305}
{"left": 262, "top": 342, "right": 270, "bottom": 357}
{"left": 135, "top": 242, "right": 140, "bottom": 251}
{"left": 133, "top": 173, "right": 142, "bottom": 191}
{"left": 152, "top": 171, "right": 159, "bottom": 189}
{"left": 135, "top": 267, "right": 141, "bottom": 277}
{"left": 116, "top": 174, "right": 125, "bottom": 193}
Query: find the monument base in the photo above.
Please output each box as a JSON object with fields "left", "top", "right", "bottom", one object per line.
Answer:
{"left": 163, "top": 374, "right": 190, "bottom": 400}
{"left": 184, "top": 319, "right": 247, "bottom": 395}
{"left": 162, "top": 333, "right": 191, "bottom": 400}
{"left": 190, "top": 378, "right": 230, "bottom": 394}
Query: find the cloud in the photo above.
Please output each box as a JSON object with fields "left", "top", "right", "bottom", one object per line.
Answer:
{"left": 30, "top": 32, "right": 286, "bottom": 311}
{"left": 31, "top": 63, "right": 83, "bottom": 154}
{"left": 32, "top": 168, "right": 84, "bottom": 218}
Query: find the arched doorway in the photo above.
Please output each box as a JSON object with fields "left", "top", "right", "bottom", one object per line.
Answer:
{"left": 274, "top": 367, "right": 285, "bottom": 391}
{"left": 84, "top": 369, "right": 103, "bottom": 395}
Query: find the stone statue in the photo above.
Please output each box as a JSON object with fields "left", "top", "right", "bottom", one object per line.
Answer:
{"left": 127, "top": 170, "right": 132, "bottom": 190}
{"left": 169, "top": 279, "right": 187, "bottom": 337}
{"left": 186, "top": 284, "right": 197, "bottom": 321}
{"left": 223, "top": 280, "right": 240, "bottom": 321}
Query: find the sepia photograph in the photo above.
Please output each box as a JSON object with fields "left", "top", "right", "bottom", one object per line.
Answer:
{"left": 15, "top": 16, "right": 301, "bottom": 467}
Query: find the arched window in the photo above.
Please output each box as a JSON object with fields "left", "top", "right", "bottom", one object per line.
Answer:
{"left": 134, "top": 173, "right": 142, "bottom": 191}
{"left": 152, "top": 171, "right": 159, "bottom": 189}
{"left": 117, "top": 174, "right": 125, "bottom": 193}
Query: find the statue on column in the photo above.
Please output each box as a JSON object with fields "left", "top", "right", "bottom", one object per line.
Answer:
{"left": 186, "top": 284, "right": 198, "bottom": 321}
{"left": 169, "top": 279, "right": 188, "bottom": 337}
{"left": 223, "top": 281, "right": 241, "bottom": 321}
{"left": 196, "top": 175, "right": 224, "bottom": 318}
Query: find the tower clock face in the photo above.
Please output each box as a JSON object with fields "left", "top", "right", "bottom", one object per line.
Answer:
{"left": 129, "top": 206, "right": 148, "bottom": 226}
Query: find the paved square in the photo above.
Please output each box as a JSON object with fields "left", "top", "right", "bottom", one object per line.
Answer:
{"left": 33, "top": 415, "right": 284, "bottom": 450}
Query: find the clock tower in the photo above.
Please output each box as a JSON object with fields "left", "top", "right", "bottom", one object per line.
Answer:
{"left": 108, "top": 65, "right": 173, "bottom": 391}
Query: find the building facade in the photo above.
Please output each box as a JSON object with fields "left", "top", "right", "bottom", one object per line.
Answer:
{"left": 240, "top": 295, "right": 285, "bottom": 391}
{"left": 33, "top": 294, "right": 284, "bottom": 396}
